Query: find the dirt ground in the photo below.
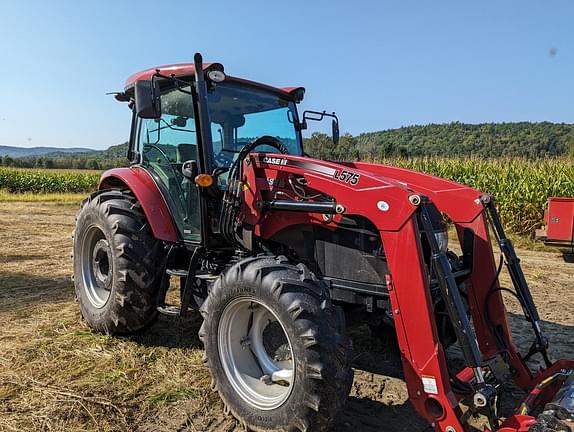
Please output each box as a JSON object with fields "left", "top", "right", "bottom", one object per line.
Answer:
{"left": 0, "top": 201, "right": 573, "bottom": 432}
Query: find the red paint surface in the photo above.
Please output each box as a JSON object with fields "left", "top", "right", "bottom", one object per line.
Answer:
{"left": 124, "top": 63, "right": 302, "bottom": 100}
{"left": 240, "top": 154, "right": 574, "bottom": 431}
{"left": 546, "top": 197, "right": 574, "bottom": 242}
{"left": 99, "top": 167, "right": 178, "bottom": 242}
{"left": 124, "top": 63, "right": 213, "bottom": 88}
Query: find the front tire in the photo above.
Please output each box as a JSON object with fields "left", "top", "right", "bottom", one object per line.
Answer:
{"left": 199, "top": 256, "right": 353, "bottom": 431}
{"left": 73, "top": 190, "right": 165, "bottom": 334}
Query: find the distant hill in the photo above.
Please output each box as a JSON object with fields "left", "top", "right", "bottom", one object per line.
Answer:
{"left": 98, "top": 143, "right": 128, "bottom": 158}
{"left": 354, "top": 122, "right": 574, "bottom": 158}
{"left": 0, "top": 145, "right": 96, "bottom": 158}
{"left": 0, "top": 143, "right": 127, "bottom": 170}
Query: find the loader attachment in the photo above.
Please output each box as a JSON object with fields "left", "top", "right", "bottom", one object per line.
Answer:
{"left": 481, "top": 196, "right": 551, "bottom": 368}
{"left": 383, "top": 194, "right": 574, "bottom": 432}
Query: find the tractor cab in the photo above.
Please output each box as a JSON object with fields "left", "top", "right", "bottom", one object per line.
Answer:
{"left": 120, "top": 62, "right": 307, "bottom": 242}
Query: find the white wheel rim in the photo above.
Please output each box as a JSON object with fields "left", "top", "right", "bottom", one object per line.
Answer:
{"left": 217, "top": 296, "right": 295, "bottom": 410}
{"left": 80, "top": 224, "right": 113, "bottom": 308}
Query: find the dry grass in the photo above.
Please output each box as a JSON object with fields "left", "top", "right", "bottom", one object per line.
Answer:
{"left": 0, "top": 202, "right": 225, "bottom": 432}
{"left": 1, "top": 201, "right": 573, "bottom": 432}
{"left": 0, "top": 190, "right": 86, "bottom": 203}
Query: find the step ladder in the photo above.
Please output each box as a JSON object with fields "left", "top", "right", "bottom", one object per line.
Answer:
{"left": 156, "top": 261, "right": 217, "bottom": 316}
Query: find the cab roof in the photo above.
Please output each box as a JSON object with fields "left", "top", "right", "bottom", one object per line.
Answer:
{"left": 124, "top": 63, "right": 304, "bottom": 101}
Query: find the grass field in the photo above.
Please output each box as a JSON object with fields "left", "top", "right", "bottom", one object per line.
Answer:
{"left": 1, "top": 200, "right": 573, "bottom": 431}
{"left": 0, "top": 167, "right": 100, "bottom": 194}
{"left": 0, "top": 191, "right": 86, "bottom": 203}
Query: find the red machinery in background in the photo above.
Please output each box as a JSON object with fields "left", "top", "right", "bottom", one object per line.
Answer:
{"left": 536, "top": 197, "right": 574, "bottom": 248}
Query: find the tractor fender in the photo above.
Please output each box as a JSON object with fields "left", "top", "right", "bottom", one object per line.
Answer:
{"left": 98, "top": 167, "right": 178, "bottom": 242}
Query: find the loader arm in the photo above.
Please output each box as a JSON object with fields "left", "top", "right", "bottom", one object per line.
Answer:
{"left": 237, "top": 153, "right": 574, "bottom": 431}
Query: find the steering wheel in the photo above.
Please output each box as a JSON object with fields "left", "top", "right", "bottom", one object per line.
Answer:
{"left": 213, "top": 148, "right": 236, "bottom": 168}
{"left": 245, "top": 135, "right": 289, "bottom": 155}
{"left": 215, "top": 136, "right": 289, "bottom": 168}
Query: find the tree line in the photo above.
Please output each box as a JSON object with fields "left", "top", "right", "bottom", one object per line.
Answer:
{"left": 0, "top": 154, "right": 127, "bottom": 170}
{"left": 0, "top": 142, "right": 129, "bottom": 170}
{"left": 306, "top": 122, "right": 574, "bottom": 160}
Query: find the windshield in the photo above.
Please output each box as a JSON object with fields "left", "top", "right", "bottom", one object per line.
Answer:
{"left": 207, "top": 82, "right": 302, "bottom": 168}
{"left": 140, "top": 81, "right": 302, "bottom": 168}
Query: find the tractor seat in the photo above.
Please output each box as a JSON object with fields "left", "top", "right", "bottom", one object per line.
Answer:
{"left": 177, "top": 143, "right": 198, "bottom": 163}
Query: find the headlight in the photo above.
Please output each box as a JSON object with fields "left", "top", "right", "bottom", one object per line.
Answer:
{"left": 434, "top": 230, "right": 449, "bottom": 253}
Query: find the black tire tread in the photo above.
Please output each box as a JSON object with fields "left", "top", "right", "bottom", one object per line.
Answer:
{"left": 73, "top": 189, "right": 165, "bottom": 335}
{"left": 199, "top": 255, "right": 353, "bottom": 432}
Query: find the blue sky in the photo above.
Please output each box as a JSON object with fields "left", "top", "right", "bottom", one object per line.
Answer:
{"left": 0, "top": 1, "right": 572, "bottom": 150}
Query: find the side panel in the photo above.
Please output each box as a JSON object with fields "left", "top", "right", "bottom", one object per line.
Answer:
{"left": 240, "top": 155, "right": 486, "bottom": 239}
{"left": 99, "top": 167, "right": 178, "bottom": 242}
{"left": 546, "top": 197, "right": 574, "bottom": 242}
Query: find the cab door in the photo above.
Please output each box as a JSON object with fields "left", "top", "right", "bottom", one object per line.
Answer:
{"left": 136, "top": 86, "right": 201, "bottom": 242}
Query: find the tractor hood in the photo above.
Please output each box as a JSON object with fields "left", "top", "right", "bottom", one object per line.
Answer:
{"left": 338, "top": 160, "right": 478, "bottom": 196}
{"left": 254, "top": 154, "right": 485, "bottom": 225}
{"left": 337, "top": 160, "right": 485, "bottom": 223}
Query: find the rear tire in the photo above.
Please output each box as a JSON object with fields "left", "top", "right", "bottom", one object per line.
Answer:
{"left": 199, "top": 255, "right": 353, "bottom": 432}
{"left": 73, "top": 190, "right": 165, "bottom": 334}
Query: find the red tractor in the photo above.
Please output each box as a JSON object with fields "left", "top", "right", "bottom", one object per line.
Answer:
{"left": 73, "top": 53, "right": 574, "bottom": 432}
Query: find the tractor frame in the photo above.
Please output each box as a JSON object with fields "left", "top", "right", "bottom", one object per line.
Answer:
{"left": 77, "top": 53, "right": 574, "bottom": 432}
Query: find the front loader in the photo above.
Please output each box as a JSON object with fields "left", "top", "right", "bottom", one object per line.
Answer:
{"left": 73, "top": 53, "right": 574, "bottom": 431}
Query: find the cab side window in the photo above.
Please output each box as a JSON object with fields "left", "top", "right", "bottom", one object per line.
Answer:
{"left": 136, "top": 86, "right": 201, "bottom": 242}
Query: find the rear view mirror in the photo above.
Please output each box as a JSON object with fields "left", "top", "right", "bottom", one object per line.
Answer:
{"left": 332, "top": 119, "right": 340, "bottom": 146}
{"left": 135, "top": 80, "right": 161, "bottom": 119}
{"left": 300, "top": 110, "right": 340, "bottom": 145}
{"left": 171, "top": 116, "right": 188, "bottom": 127}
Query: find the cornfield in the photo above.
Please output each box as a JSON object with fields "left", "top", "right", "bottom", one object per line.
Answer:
{"left": 377, "top": 157, "right": 574, "bottom": 235}
{"left": 0, "top": 167, "right": 99, "bottom": 194}
{"left": 1, "top": 158, "right": 573, "bottom": 235}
